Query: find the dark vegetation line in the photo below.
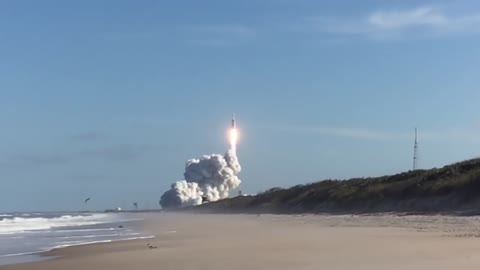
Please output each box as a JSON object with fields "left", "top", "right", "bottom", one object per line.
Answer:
{"left": 191, "top": 158, "right": 480, "bottom": 215}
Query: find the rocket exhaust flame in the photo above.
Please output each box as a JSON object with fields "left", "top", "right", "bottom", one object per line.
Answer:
{"left": 229, "top": 128, "right": 238, "bottom": 154}
{"left": 159, "top": 114, "right": 242, "bottom": 208}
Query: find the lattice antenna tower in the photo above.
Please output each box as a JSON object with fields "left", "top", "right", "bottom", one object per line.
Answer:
{"left": 413, "top": 128, "right": 419, "bottom": 170}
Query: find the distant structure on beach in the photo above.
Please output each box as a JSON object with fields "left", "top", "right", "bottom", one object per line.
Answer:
{"left": 413, "top": 128, "right": 419, "bottom": 170}
{"left": 104, "top": 207, "right": 122, "bottom": 213}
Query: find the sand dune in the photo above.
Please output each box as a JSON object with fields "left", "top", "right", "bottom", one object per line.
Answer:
{"left": 4, "top": 213, "right": 480, "bottom": 270}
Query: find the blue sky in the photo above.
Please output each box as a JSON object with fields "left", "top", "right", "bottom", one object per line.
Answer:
{"left": 1, "top": 0, "right": 480, "bottom": 212}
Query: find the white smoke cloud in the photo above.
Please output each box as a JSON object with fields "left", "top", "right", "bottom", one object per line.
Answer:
{"left": 160, "top": 150, "right": 241, "bottom": 208}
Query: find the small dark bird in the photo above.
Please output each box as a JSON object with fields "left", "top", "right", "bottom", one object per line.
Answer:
{"left": 147, "top": 243, "right": 157, "bottom": 249}
{"left": 84, "top": 198, "right": 91, "bottom": 204}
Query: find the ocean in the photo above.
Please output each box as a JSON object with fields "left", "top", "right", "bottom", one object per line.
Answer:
{"left": 0, "top": 212, "right": 153, "bottom": 266}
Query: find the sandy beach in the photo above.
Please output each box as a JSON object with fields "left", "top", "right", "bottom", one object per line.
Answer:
{"left": 4, "top": 213, "right": 480, "bottom": 270}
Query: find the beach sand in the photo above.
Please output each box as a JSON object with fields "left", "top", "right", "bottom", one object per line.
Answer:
{"left": 4, "top": 213, "right": 480, "bottom": 270}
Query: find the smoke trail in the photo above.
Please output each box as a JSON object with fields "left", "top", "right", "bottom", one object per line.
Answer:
{"left": 160, "top": 150, "right": 241, "bottom": 208}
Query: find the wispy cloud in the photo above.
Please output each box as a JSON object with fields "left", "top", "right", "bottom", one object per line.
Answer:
{"left": 264, "top": 124, "right": 480, "bottom": 143}
{"left": 190, "top": 24, "right": 254, "bottom": 36}
{"left": 70, "top": 131, "right": 108, "bottom": 142}
{"left": 368, "top": 7, "right": 448, "bottom": 30}
{"left": 186, "top": 24, "right": 255, "bottom": 46}
{"left": 10, "top": 154, "right": 71, "bottom": 166}
{"left": 303, "top": 6, "right": 480, "bottom": 39}
{"left": 421, "top": 129, "right": 480, "bottom": 143}
{"left": 79, "top": 144, "right": 151, "bottom": 161}
{"left": 1, "top": 144, "right": 153, "bottom": 168}
{"left": 265, "top": 124, "right": 407, "bottom": 140}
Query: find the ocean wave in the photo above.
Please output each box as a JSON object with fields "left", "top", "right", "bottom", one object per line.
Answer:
{"left": 56, "top": 232, "right": 140, "bottom": 239}
{"left": 54, "top": 227, "right": 117, "bottom": 233}
{"left": 0, "top": 214, "right": 114, "bottom": 234}
{"left": 0, "top": 251, "right": 45, "bottom": 258}
{"left": 51, "top": 235, "right": 155, "bottom": 250}
{"left": 1, "top": 236, "right": 26, "bottom": 240}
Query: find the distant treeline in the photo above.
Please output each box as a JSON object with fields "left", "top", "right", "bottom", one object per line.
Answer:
{"left": 191, "top": 158, "right": 480, "bottom": 215}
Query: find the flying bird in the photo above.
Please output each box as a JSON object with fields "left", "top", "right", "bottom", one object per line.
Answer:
{"left": 84, "top": 198, "right": 91, "bottom": 204}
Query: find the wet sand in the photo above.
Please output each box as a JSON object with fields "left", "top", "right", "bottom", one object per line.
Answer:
{"left": 4, "top": 213, "right": 480, "bottom": 270}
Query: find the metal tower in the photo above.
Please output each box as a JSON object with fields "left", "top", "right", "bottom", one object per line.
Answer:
{"left": 413, "top": 128, "right": 418, "bottom": 170}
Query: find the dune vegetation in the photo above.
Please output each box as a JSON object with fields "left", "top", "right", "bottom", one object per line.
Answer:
{"left": 193, "top": 158, "right": 480, "bottom": 214}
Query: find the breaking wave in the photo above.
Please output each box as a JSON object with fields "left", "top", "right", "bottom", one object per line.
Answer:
{"left": 0, "top": 214, "right": 114, "bottom": 234}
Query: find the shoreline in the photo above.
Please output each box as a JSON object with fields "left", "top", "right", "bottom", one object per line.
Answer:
{"left": 5, "top": 213, "right": 480, "bottom": 269}
{"left": 0, "top": 214, "right": 153, "bottom": 267}
{"left": 42, "top": 235, "right": 155, "bottom": 259}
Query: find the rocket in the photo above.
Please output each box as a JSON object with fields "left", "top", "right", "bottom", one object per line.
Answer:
{"left": 231, "top": 113, "right": 236, "bottom": 128}
{"left": 229, "top": 113, "right": 238, "bottom": 153}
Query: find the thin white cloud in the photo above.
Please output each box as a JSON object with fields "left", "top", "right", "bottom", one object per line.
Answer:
{"left": 368, "top": 7, "right": 447, "bottom": 30}
{"left": 70, "top": 131, "right": 107, "bottom": 142}
{"left": 303, "top": 126, "right": 402, "bottom": 140}
{"left": 304, "top": 6, "right": 480, "bottom": 39}
{"left": 0, "top": 144, "right": 154, "bottom": 168}
{"left": 265, "top": 124, "right": 407, "bottom": 140}
{"left": 263, "top": 124, "right": 480, "bottom": 143}
{"left": 420, "top": 129, "right": 480, "bottom": 143}
{"left": 190, "top": 24, "right": 254, "bottom": 36}
{"left": 186, "top": 24, "right": 255, "bottom": 46}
